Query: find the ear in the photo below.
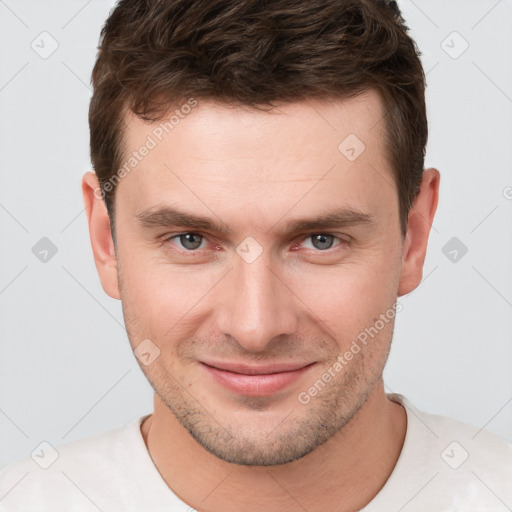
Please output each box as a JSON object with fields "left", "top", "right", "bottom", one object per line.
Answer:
{"left": 81, "top": 171, "right": 121, "bottom": 300}
{"left": 398, "top": 168, "right": 440, "bottom": 296}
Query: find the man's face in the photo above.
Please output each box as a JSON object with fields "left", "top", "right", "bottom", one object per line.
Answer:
{"left": 114, "top": 91, "right": 405, "bottom": 465}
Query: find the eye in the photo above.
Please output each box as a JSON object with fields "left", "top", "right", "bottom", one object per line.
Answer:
{"left": 165, "top": 232, "right": 206, "bottom": 251}
{"left": 300, "top": 234, "right": 347, "bottom": 251}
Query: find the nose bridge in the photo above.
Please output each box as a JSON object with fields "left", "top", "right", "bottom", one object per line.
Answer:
{"left": 215, "top": 248, "right": 298, "bottom": 352}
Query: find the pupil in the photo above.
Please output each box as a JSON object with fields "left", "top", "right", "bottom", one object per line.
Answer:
{"left": 312, "top": 234, "right": 333, "bottom": 250}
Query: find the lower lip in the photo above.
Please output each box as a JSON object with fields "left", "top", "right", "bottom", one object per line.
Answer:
{"left": 200, "top": 363, "right": 315, "bottom": 397}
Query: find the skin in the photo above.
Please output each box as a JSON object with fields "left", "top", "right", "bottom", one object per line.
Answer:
{"left": 82, "top": 90, "right": 440, "bottom": 512}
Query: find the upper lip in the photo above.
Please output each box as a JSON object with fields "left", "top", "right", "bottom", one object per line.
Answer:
{"left": 201, "top": 361, "right": 314, "bottom": 375}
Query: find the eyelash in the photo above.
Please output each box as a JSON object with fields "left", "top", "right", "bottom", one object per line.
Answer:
{"left": 161, "top": 232, "right": 350, "bottom": 253}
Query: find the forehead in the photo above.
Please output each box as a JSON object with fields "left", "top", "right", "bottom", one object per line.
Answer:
{"left": 116, "top": 91, "right": 397, "bottom": 229}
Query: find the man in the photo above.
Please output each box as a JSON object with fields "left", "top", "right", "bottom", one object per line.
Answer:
{"left": 1, "top": 0, "right": 511, "bottom": 510}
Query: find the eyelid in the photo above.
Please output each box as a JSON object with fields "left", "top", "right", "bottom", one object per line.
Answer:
{"left": 294, "top": 232, "right": 351, "bottom": 251}
{"left": 162, "top": 231, "right": 210, "bottom": 251}
{"left": 161, "top": 231, "right": 351, "bottom": 252}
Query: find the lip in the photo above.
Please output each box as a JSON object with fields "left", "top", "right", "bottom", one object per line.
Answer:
{"left": 200, "top": 361, "right": 316, "bottom": 397}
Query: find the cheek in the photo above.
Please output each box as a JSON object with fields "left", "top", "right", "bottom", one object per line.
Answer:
{"left": 118, "top": 247, "right": 224, "bottom": 341}
{"left": 288, "top": 251, "right": 400, "bottom": 344}
{"left": 117, "top": 247, "right": 176, "bottom": 336}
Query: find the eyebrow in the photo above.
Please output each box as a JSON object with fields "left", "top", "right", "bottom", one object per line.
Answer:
{"left": 135, "top": 206, "right": 373, "bottom": 235}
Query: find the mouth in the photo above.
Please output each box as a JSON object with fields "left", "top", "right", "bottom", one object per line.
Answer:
{"left": 199, "top": 361, "right": 317, "bottom": 397}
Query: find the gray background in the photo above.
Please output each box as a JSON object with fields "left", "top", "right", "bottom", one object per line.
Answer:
{"left": 1, "top": 0, "right": 511, "bottom": 469}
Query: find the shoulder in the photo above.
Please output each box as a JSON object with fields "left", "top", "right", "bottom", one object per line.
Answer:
{"left": 395, "top": 393, "right": 512, "bottom": 461}
{"left": 0, "top": 416, "right": 147, "bottom": 512}
{"left": 379, "top": 393, "right": 512, "bottom": 510}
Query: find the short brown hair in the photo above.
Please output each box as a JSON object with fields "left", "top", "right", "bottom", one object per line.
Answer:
{"left": 89, "top": 0, "right": 427, "bottom": 238}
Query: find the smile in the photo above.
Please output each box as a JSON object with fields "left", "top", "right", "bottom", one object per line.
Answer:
{"left": 199, "top": 361, "right": 317, "bottom": 397}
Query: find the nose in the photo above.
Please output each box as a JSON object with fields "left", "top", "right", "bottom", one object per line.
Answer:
{"left": 214, "top": 248, "right": 299, "bottom": 353}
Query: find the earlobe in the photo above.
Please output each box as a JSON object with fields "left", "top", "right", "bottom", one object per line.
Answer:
{"left": 81, "top": 171, "right": 121, "bottom": 300}
{"left": 398, "top": 168, "right": 440, "bottom": 296}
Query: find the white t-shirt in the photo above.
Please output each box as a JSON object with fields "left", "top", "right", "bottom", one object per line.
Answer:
{"left": 1, "top": 393, "right": 511, "bottom": 511}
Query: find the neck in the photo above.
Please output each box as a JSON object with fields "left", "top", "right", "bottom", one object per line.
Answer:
{"left": 141, "top": 379, "right": 406, "bottom": 512}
